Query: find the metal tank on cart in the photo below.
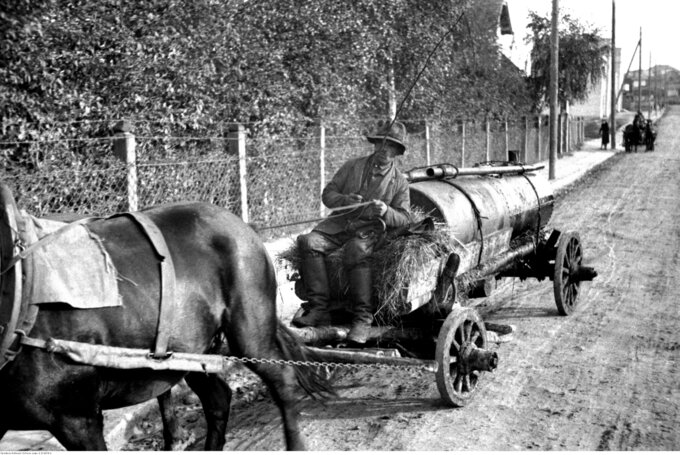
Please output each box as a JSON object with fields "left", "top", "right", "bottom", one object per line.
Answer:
{"left": 289, "top": 161, "right": 598, "bottom": 407}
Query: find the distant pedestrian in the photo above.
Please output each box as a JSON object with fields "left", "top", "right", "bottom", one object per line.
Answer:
{"left": 644, "top": 120, "right": 656, "bottom": 151}
{"left": 599, "top": 119, "right": 610, "bottom": 150}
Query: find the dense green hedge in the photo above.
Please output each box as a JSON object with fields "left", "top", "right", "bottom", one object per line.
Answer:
{"left": 1, "top": 0, "right": 533, "bottom": 164}
{"left": 1, "top": 0, "right": 537, "bottom": 227}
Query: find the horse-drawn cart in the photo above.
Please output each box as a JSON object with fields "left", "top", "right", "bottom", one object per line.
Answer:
{"left": 285, "top": 162, "right": 598, "bottom": 406}
{"left": 0, "top": 161, "right": 598, "bottom": 449}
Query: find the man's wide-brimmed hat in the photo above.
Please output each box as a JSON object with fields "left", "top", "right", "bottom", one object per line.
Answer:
{"left": 366, "top": 120, "right": 407, "bottom": 154}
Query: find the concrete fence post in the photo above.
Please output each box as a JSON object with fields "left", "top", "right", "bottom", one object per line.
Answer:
{"left": 575, "top": 117, "right": 580, "bottom": 145}
{"left": 564, "top": 113, "right": 569, "bottom": 153}
{"left": 227, "top": 124, "right": 248, "bottom": 223}
{"left": 557, "top": 113, "right": 563, "bottom": 156}
{"left": 581, "top": 117, "right": 584, "bottom": 144}
{"left": 112, "top": 120, "right": 138, "bottom": 211}
{"left": 319, "top": 124, "right": 326, "bottom": 217}
{"left": 504, "top": 119, "right": 509, "bottom": 158}
{"left": 485, "top": 118, "right": 490, "bottom": 162}
{"left": 425, "top": 121, "right": 431, "bottom": 166}
{"left": 581, "top": 117, "right": 585, "bottom": 145}
{"left": 565, "top": 113, "right": 570, "bottom": 153}
{"left": 523, "top": 116, "right": 530, "bottom": 163}
{"left": 560, "top": 115, "right": 569, "bottom": 154}
{"left": 461, "top": 119, "right": 466, "bottom": 168}
{"left": 536, "top": 114, "right": 545, "bottom": 161}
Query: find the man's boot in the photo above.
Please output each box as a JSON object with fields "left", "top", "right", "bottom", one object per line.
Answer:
{"left": 347, "top": 266, "right": 375, "bottom": 345}
{"left": 291, "top": 254, "right": 332, "bottom": 328}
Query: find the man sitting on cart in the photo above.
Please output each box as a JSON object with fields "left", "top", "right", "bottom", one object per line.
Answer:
{"left": 292, "top": 120, "right": 413, "bottom": 344}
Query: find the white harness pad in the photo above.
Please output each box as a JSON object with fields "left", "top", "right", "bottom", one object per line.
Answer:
{"left": 20, "top": 212, "right": 122, "bottom": 309}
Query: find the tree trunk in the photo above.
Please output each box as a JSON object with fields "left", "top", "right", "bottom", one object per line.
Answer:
{"left": 388, "top": 64, "right": 397, "bottom": 119}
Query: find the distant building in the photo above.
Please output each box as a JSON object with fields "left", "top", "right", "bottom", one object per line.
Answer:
{"left": 622, "top": 65, "right": 680, "bottom": 112}
{"left": 467, "top": 0, "right": 514, "bottom": 45}
{"left": 570, "top": 46, "right": 622, "bottom": 119}
{"left": 466, "top": 0, "right": 515, "bottom": 63}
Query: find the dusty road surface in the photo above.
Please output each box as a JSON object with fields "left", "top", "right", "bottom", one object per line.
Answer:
{"left": 19, "top": 110, "right": 677, "bottom": 451}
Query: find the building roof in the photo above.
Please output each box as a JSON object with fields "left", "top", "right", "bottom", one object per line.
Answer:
{"left": 466, "top": 0, "right": 513, "bottom": 38}
{"left": 626, "top": 65, "right": 680, "bottom": 81}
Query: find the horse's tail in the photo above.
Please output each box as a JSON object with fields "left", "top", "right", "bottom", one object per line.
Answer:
{"left": 275, "top": 321, "right": 336, "bottom": 400}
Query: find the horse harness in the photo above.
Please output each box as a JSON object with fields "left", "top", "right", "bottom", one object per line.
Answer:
{"left": 1, "top": 202, "right": 178, "bottom": 370}
{"left": 111, "top": 211, "right": 177, "bottom": 359}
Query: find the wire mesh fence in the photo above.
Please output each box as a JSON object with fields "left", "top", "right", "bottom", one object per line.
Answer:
{"left": 1, "top": 127, "right": 129, "bottom": 217}
{"left": 1, "top": 115, "right": 584, "bottom": 240}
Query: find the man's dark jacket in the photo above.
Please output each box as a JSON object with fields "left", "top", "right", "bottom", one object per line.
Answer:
{"left": 313, "top": 155, "right": 411, "bottom": 235}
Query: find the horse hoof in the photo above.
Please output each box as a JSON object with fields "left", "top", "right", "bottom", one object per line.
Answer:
{"left": 170, "top": 433, "right": 196, "bottom": 451}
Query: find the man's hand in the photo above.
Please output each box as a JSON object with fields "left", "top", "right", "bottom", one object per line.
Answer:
{"left": 346, "top": 193, "right": 364, "bottom": 204}
{"left": 367, "top": 199, "right": 387, "bottom": 218}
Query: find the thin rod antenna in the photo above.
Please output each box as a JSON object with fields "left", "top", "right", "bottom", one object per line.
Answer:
{"left": 387, "top": 10, "right": 467, "bottom": 131}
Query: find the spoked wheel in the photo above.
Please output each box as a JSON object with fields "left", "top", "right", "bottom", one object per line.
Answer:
{"left": 553, "top": 231, "right": 583, "bottom": 316}
{"left": 435, "top": 306, "right": 498, "bottom": 407}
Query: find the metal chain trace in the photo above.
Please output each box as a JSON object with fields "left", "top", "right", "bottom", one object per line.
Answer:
{"left": 222, "top": 355, "right": 432, "bottom": 373}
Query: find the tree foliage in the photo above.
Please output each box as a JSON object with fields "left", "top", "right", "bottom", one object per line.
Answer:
{"left": 525, "top": 11, "right": 610, "bottom": 112}
{"left": 1, "top": 0, "right": 532, "bottom": 158}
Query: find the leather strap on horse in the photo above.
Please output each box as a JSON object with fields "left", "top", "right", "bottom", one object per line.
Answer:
{"left": 6, "top": 208, "right": 40, "bottom": 367}
{"left": 117, "top": 212, "right": 177, "bottom": 359}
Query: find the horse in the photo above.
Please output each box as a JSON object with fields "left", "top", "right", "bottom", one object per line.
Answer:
{"left": 0, "top": 198, "right": 332, "bottom": 450}
{"left": 623, "top": 123, "right": 644, "bottom": 152}
{"left": 644, "top": 121, "right": 657, "bottom": 151}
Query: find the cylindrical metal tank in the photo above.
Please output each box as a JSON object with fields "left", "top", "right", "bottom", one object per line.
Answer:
{"left": 409, "top": 169, "right": 554, "bottom": 274}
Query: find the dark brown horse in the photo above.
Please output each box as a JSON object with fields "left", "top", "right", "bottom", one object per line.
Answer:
{"left": 0, "top": 201, "right": 331, "bottom": 450}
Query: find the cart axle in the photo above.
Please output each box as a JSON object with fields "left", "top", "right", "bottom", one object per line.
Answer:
{"left": 571, "top": 265, "right": 598, "bottom": 282}
{"left": 460, "top": 343, "right": 498, "bottom": 373}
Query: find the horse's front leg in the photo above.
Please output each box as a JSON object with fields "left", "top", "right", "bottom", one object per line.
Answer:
{"left": 158, "top": 386, "right": 195, "bottom": 450}
{"left": 185, "top": 372, "right": 232, "bottom": 450}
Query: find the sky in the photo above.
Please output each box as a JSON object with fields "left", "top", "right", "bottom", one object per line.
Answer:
{"left": 505, "top": 0, "right": 680, "bottom": 74}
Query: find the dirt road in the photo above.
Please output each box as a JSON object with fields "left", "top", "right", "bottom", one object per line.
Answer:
{"left": 124, "top": 109, "right": 679, "bottom": 451}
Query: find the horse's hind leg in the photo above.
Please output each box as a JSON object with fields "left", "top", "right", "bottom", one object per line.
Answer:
{"left": 184, "top": 372, "right": 232, "bottom": 450}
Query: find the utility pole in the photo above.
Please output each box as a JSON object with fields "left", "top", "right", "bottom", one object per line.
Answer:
{"left": 610, "top": 0, "right": 616, "bottom": 149}
{"left": 654, "top": 65, "right": 658, "bottom": 111}
{"left": 549, "top": 0, "right": 559, "bottom": 180}
{"left": 637, "top": 27, "right": 642, "bottom": 113}
{"left": 648, "top": 52, "right": 652, "bottom": 117}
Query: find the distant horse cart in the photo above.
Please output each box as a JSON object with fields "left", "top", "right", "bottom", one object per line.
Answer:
{"left": 0, "top": 183, "right": 331, "bottom": 451}
{"left": 624, "top": 119, "right": 656, "bottom": 152}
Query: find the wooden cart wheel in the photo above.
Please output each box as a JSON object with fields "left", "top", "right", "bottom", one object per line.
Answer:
{"left": 435, "top": 306, "right": 495, "bottom": 407}
{"left": 553, "top": 231, "right": 582, "bottom": 316}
